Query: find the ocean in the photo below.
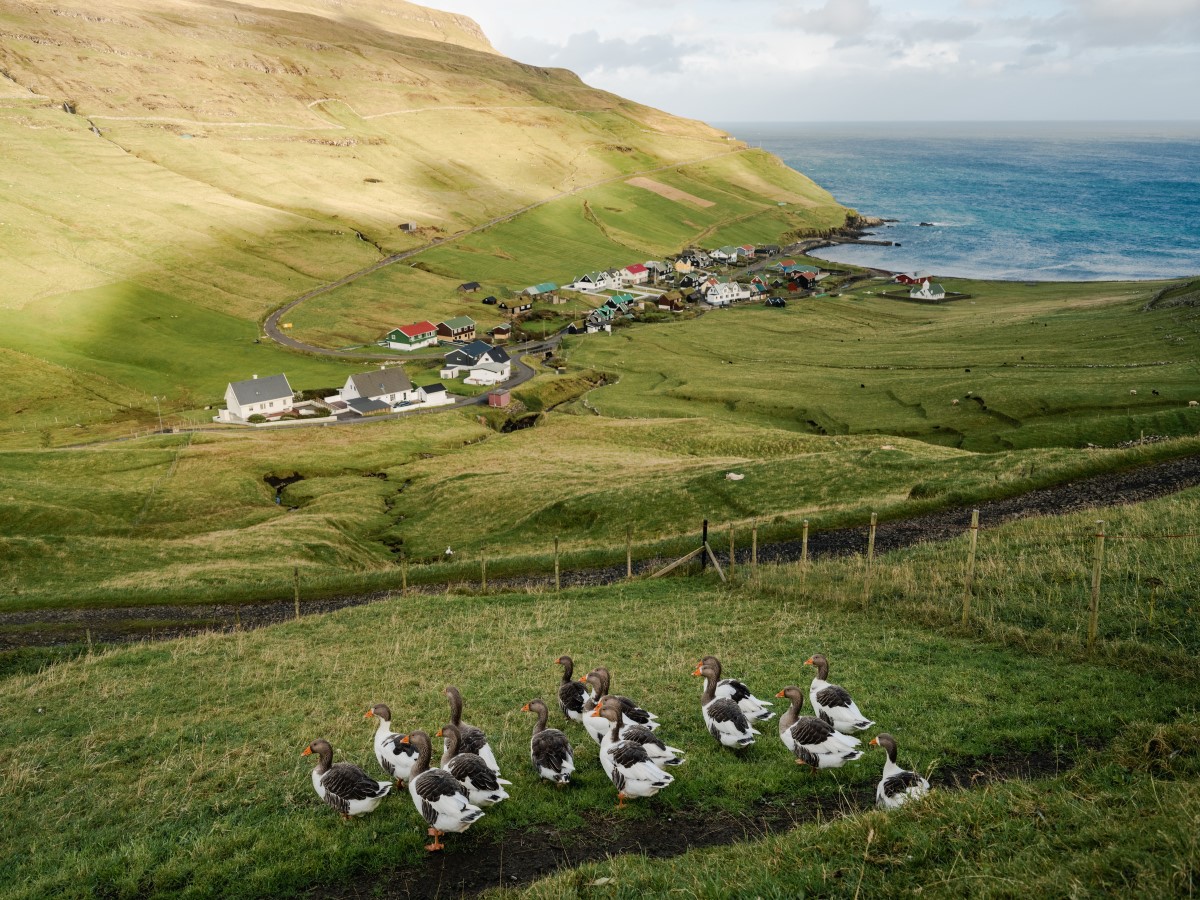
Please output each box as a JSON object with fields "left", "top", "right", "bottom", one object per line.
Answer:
{"left": 722, "top": 122, "right": 1200, "bottom": 282}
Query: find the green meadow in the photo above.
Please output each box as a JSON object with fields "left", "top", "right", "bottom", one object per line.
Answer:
{"left": 1, "top": 499, "right": 1197, "bottom": 898}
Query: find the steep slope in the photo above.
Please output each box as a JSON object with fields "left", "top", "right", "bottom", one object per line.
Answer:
{"left": 0, "top": 0, "right": 846, "bottom": 438}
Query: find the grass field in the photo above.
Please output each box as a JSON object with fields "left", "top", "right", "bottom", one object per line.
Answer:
{"left": 1, "top": 522, "right": 1196, "bottom": 898}
{"left": 568, "top": 278, "right": 1200, "bottom": 451}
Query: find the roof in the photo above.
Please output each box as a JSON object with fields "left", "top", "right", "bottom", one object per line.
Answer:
{"left": 624, "top": 263, "right": 647, "bottom": 275}
{"left": 611, "top": 292, "right": 634, "bottom": 303}
{"left": 346, "top": 397, "right": 392, "bottom": 415}
{"left": 395, "top": 321, "right": 437, "bottom": 339}
{"left": 492, "top": 323, "right": 512, "bottom": 333}
{"left": 458, "top": 282, "right": 481, "bottom": 291}
{"left": 423, "top": 383, "right": 447, "bottom": 394}
{"left": 228, "top": 374, "right": 292, "bottom": 406}
{"left": 439, "top": 316, "right": 476, "bottom": 331}
{"left": 445, "top": 341, "right": 510, "bottom": 367}
{"left": 536, "top": 282, "right": 557, "bottom": 292}
{"left": 348, "top": 367, "right": 413, "bottom": 398}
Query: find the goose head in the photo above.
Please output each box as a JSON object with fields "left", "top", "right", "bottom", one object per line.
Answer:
{"left": 365, "top": 703, "right": 392, "bottom": 722}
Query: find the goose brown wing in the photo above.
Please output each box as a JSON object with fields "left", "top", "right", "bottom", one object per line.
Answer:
{"left": 322, "top": 763, "right": 386, "bottom": 801}
{"left": 883, "top": 770, "right": 926, "bottom": 798}
{"left": 558, "top": 681, "right": 587, "bottom": 717}
{"left": 532, "top": 729, "right": 572, "bottom": 770}
{"left": 456, "top": 724, "right": 489, "bottom": 756}
{"left": 415, "top": 768, "right": 467, "bottom": 805}
{"left": 622, "top": 725, "right": 665, "bottom": 751}
{"left": 789, "top": 716, "right": 836, "bottom": 745}
{"left": 721, "top": 678, "right": 753, "bottom": 703}
{"left": 709, "top": 697, "right": 750, "bottom": 731}
{"left": 608, "top": 741, "right": 653, "bottom": 768}
{"left": 816, "top": 684, "right": 855, "bottom": 709}
{"left": 447, "top": 753, "right": 501, "bottom": 791}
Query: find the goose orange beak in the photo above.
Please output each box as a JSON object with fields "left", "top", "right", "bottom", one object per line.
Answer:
{"left": 804, "top": 657, "right": 815, "bottom": 666}
{"left": 579, "top": 676, "right": 588, "bottom": 683}
{"left": 435, "top": 728, "right": 444, "bottom": 738}
{"left": 775, "top": 689, "right": 786, "bottom": 698}
{"left": 399, "top": 735, "right": 410, "bottom": 745}
{"left": 691, "top": 666, "right": 703, "bottom": 677}
{"left": 590, "top": 705, "right": 603, "bottom": 717}
{"left": 521, "top": 703, "right": 531, "bottom": 712}
{"left": 301, "top": 746, "right": 312, "bottom": 756}
{"left": 869, "top": 737, "right": 878, "bottom": 746}
{"left": 364, "top": 709, "right": 374, "bottom": 719}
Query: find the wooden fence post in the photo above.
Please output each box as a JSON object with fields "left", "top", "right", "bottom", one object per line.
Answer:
{"left": 701, "top": 519, "right": 709, "bottom": 572}
{"left": 293, "top": 566, "right": 300, "bottom": 620}
{"left": 401, "top": 551, "right": 408, "bottom": 596}
{"left": 751, "top": 519, "right": 758, "bottom": 574}
{"left": 481, "top": 546, "right": 488, "bottom": 592}
{"left": 962, "top": 509, "right": 980, "bottom": 625}
{"left": 863, "top": 512, "right": 877, "bottom": 610}
{"left": 1088, "top": 520, "right": 1106, "bottom": 652}
{"left": 728, "top": 523, "right": 735, "bottom": 581}
{"left": 626, "top": 525, "right": 633, "bottom": 580}
{"left": 801, "top": 520, "right": 809, "bottom": 586}
{"left": 554, "top": 536, "right": 561, "bottom": 592}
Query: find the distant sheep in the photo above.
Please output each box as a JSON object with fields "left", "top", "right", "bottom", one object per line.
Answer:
{"left": 1190, "top": 401, "right": 1199, "bottom": 408}
{"left": 1130, "top": 389, "right": 1138, "bottom": 395}
{"left": 951, "top": 399, "right": 959, "bottom": 406}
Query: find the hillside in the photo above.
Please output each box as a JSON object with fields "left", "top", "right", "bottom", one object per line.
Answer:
{"left": 0, "top": 0, "right": 846, "bottom": 437}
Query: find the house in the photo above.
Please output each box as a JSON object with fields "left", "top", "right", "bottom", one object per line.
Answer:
{"left": 440, "top": 341, "right": 511, "bottom": 382}
{"left": 645, "top": 260, "right": 668, "bottom": 277}
{"left": 756, "top": 244, "right": 781, "bottom": 258}
{"left": 673, "top": 258, "right": 694, "bottom": 275}
{"left": 491, "top": 324, "right": 512, "bottom": 342}
{"left": 679, "top": 248, "right": 711, "bottom": 268}
{"left": 458, "top": 282, "right": 481, "bottom": 293}
{"left": 419, "top": 383, "right": 454, "bottom": 407}
{"left": 337, "top": 366, "right": 417, "bottom": 407}
{"left": 705, "top": 282, "right": 751, "bottom": 306}
{"left": 910, "top": 282, "right": 947, "bottom": 301}
{"left": 773, "top": 259, "right": 796, "bottom": 271}
{"left": 220, "top": 373, "right": 294, "bottom": 423}
{"left": 766, "top": 297, "right": 787, "bottom": 308}
{"left": 710, "top": 246, "right": 738, "bottom": 263}
{"left": 399, "top": 222, "right": 418, "bottom": 233}
{"left": 737, "top": 244, "right": 756, "bottom": 259}
{"left": 437, "top": 316, "right": 476, "bottom": 342}
{"left": 522, "top": 282, "right": 558, "bottom": 297}
{"left": 894, "top": 272, "right": 932, "bottom": 285}
{"left": 657, "top": 292, "right": 686, "bottom": 312}
{"left": 621, "top": 263, "right": 649, "bottom": 285}
{"left": 569, "top": 272, "right": 614, "bottom": 292}
{"left": 384, "top": 321, "right": 438, "bottom": 351}
{"left": 780, "top": 263, "right": 820, "bottom": 277}
{"left": 488, "top": 389, "right": 511, "bottom": 409}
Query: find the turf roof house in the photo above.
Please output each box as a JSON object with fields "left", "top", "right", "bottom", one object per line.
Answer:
{"left": 384, "top": 321, "right": 438, "bottom": 351}
{"left": 440, "top": 340, "right": 511, "bottom": 386}
{"left": 219, "top": 374, "right": 294, "bottom": 423}
{"left": 437, "top": 316, "right": 476, "bottom": 342}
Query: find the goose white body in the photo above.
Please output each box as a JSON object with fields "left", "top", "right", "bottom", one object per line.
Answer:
{"left": 598, "top": 730, "right": 675, "bottom": 799}
{"left": 701, "top": 698, "right": 759, "bottom": 748}
{"left": 373, "top": 718, "right": 418, "bottom": 785}
{"left": 311, "top": 767, "right": 391, "bottom": 818}
{"left": 583, "top": 707, "right": 658, "bottom": 744}
{"left": 876, "top": 757, "right": 930, "bottom": 809}
{"left": 711, "top": 679, "right": 776, "bottom": 722}
{"left": 408, "top": 769, "right": 486, "bottom": 833}
{"left": 808, "top": 678, "right": 874, "bottom": 734}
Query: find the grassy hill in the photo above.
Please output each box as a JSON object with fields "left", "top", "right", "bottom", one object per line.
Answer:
{"left": 0, "top": 0, "right": 847, "bottom": 435}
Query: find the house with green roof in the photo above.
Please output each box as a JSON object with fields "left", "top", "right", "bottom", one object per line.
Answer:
{"left": 436, "top": 316, "right": 476, "bottom": 342}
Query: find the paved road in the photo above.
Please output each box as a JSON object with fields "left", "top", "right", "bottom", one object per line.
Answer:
{"left": 262, "top": 149, "right": 747, "bottom": 357}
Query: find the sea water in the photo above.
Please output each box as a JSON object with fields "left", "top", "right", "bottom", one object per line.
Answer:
{"left": 723, "top": 122, "right": 1200, "bottom": 281}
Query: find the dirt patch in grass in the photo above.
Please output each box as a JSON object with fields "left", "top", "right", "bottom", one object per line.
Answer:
{"left": 307, "top": 747, "right": 1075, "bottom": 899}
{"left": 626, "top": 176, "right": 715, "bottom": 208}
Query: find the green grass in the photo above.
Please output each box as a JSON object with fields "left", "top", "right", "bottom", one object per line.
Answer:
{"left": 568, "top": 279, "right": 1200, "bottom": 451}
{"left": 1, "top": 571, "right": 1196, "bottom": 899}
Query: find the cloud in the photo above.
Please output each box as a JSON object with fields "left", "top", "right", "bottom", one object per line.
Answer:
{"left": 506, "top": 30, "right": 690, "bottom": 75}
{"left": 1043, "top": 0, "right": 1200, "bottom": 48}
{"left": 776, "top": 0, "right": 880, "bottom": 36}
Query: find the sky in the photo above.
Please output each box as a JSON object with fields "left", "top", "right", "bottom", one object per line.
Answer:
{"left": 435, "top": 0, "right": 1200, "bottom": 122}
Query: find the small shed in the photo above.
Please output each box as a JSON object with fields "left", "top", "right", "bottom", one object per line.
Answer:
{"left": 458, "top": 282, "right": 481, "bottom": 293}
{"left": 400, "top": 222, "right": 418, "bottom": 233}
{"left": 488, "top": 389, "right": 511, "bottom": 409}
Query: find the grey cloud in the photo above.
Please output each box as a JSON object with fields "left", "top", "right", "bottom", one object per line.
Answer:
{"left": 775, "top": 0, "right": 880, "bottom": 37}
{"left": 1042, "top": 0, "right": 1200, "bottom": 49}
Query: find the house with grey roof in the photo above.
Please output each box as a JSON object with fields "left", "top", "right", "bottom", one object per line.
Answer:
{"left": 337, "top": 366, "right": 416, "bottom": 407}
{"left": 440, "top": 341, "right": 511, "bottom": 384}
{"left": 219, "top": 374, "right": 294, "bottom": 423}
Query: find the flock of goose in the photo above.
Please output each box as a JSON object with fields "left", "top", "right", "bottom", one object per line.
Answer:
{"left": 302, "top": 653, "right": 930, "bottom": 852}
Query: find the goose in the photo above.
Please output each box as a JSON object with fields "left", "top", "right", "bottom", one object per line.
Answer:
{"left": 699, "top": 655, "right": 775, "bottom": 721}
{"left": 594, "top": 695, "right": 685, "bottom": 769}
{"left": 436, "top": 723, "right": 511, "bottom": 807}
{"left": 442, "top": 685, "right": 500, "bottom": 773}
{"left": 555, "top": 655, "right": 592, "bottom": 724}
{"left": 365, "top": 703, "right": 419, "bottom": 787}
{"left": 870, "top": 733, "right": 930, "bottom": 809}
{"left": 591, "top": 698, "right": 674, "bottom": 808}
{"left": 775, "top": 686, "right": 864, "bottom": 769}
{"left": 522, "top": 698, "right": 575, "bottom": 786}
{"left": 805, "top": 654, "right": 875, "bottom": 734}
{"left": 399, "top": 730, "right": 485, "bottom": 851}
{"left": 302, "top": 739, "right": 391, "bottom": 820}
{"left": 693, "top": 663, "right": 758, "bottom": 748}
{"left": 579, "top": 668, "right": 659, "bottom": 744}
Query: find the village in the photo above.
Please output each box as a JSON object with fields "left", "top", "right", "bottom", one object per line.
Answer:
{"left": 216, "top": 243, "right": 946, "bottom": 426}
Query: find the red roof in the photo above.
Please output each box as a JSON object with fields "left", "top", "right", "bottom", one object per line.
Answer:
{"left": 624, "top": 264, "right": 648, "bottom": 274}
{"left": 398, "top": 321, "right": 436, "bottom": 338}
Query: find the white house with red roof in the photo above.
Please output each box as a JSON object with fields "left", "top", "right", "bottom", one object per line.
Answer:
{"left": 621, "top": 263, "right": 650, "bottom": 285}
{"left": 384, "top": 321, "right": 438, "bottom": 351}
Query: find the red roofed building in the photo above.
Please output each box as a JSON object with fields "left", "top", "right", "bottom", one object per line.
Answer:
{"left": 384, "top": 321, "right": 439, "bottom": 351}
{"left": 622, "top": 263, "right": 650, "bottom": 285}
